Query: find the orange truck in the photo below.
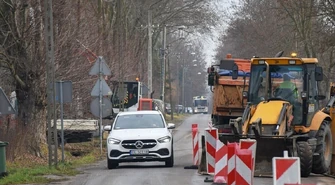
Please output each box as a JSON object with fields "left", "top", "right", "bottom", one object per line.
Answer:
{"left": 207, "top": 54, "right": 251, "bottom": 133}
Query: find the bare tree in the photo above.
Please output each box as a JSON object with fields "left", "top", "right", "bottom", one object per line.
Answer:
{"left": 0, "top": 0, "right": 219, "bottom": 159}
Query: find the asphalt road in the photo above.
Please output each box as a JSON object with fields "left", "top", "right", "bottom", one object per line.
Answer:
{"left": 49, "top": 114, "right": 335, "bottom": 185}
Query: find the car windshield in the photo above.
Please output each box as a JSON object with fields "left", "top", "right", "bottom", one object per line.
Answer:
{"left": 249, "top": 65, "right": 304, "bottom": 104}
{"left": 113, "top": 114, "right": 165, "bottom": 129}
{"left": 194, "top": 100, "right": 207, "bottom": 106}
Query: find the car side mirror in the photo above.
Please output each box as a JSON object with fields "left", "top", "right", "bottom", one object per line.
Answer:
{"left": 232, "top": 63, "right": 238, "bottom": 80}
{"left": 104, "top": 125, "right": 112, "bottom": 131}
{"left": 208, "top": 72, "right": 215, "bottom": 86}
{"left": 315, "top": 66, "right": 323, "bottom": 81}
{"left": 167, "top": 123, "right": 175, "bottom": 129}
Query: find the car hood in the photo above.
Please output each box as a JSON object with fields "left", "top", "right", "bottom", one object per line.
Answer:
{"left": 109, "top": 128, "right": 171, "bottom": 140}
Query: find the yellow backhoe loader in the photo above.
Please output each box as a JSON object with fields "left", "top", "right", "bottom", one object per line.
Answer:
{"left": 219, "top": 52, "right": 335, "bottom": 177}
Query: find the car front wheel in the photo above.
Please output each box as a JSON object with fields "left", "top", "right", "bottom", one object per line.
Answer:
{"left": 107, "top": 158, "right": 119, "bottom": 169}
{"left": 165, "top": 145, "right": 174, "bottom": 167}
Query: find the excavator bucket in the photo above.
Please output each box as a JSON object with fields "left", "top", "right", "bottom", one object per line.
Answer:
{"left": 219, "top": 134, "right": 289, "bottom": 176}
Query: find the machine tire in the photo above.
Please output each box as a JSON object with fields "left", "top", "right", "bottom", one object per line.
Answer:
{"left": 312, "top": 121, "right": 332, "bottom": 174}
{"left": 297, "top": 141, "right": 313, "bottom": 177}
{"left": 165, "top": 145, "right": 174, "bottom": 167}
{"left": 107, "top": 158, "right": 119, "bottom": 169}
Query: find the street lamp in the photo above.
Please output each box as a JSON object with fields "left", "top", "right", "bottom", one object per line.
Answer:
{"left": 161, "top": 26, "right": 185, "bottom": 102}
{"left": 181, "top": 51, "right": 196, "bottom": 113}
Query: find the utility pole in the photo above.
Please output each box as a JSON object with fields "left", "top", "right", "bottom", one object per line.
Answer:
{"left": 147, "top": 10, "right": 152, "bottom": 98}
{"left": 44, "top": 0, "right": 58, "bottom": 167}
{"left": 182, "top": 59, "right": 185, "bottom": 114}
{"left": 176, "top": 55, "right": 180, "bottom": 116}
{"left": 117, "top": 0, "right": 124, "bottom": 112}
{"left": 160, "top": 26, "right": 166, "bottom": 102}
{"left": 167, "top": 54, "right": 174, "bottom": 120}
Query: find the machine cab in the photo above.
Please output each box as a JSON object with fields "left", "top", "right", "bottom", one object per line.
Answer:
{"left": 244, "top": 56, "right": 325, "bottom": 126}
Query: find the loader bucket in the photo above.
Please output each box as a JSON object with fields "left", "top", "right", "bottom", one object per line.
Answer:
{"left": 219, "top": 134, "right": 289, "bottom": 176}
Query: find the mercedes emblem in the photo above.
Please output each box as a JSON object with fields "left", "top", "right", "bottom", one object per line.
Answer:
{"left": 134, "top": 141, "right": 144, "bottom": 149}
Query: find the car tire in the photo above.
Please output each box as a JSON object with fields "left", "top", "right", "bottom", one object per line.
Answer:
{"left": 107, "top": 158, "right": 119, "bottom": 169}
{"left": 165, "top": 145, "right": 174, "bottom": 167}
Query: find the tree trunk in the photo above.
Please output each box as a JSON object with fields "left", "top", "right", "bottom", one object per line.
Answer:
{"left": 16, "top": 75, "right": 47, "bottom": 158}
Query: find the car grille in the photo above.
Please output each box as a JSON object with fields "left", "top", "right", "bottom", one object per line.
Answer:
{"left": 121, "top": 139, "right": 157, "bottom": 149}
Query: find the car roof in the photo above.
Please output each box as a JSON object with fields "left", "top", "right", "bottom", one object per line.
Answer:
{"left": 117, "top": 111, "right": 162, "bottom": 116}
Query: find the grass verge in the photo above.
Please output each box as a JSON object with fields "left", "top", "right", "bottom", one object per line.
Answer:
{"left": 0, "top": 141, "right": 106, "bottom": 185}
{"left": 165, "top": 113, "right": 190, "bottom": 124}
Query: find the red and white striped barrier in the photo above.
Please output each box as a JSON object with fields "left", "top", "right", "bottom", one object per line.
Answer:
{"left": 184, "top": 124, "right": 199, "bottom": 170}
{"left": 273, "top": 151, "right": 301, "bottom": 185}
{"left": 192, "top": 124, "right": 199, "bottom": 166}
{"left": 213, "top": 140, "right": 228, "bottom": 184}
{"left": 205, "top": 127, "right": 218, "bottom": 174}
{"left": 284, "top": 184, "right": 321, "bottom": 185}
{"left": 235, "top": 148, "right": 253, "bottom": 185}
{"left": 228, "top": 142, "right": 239, "bottom": 185}
{"left": 239, "top": 138, "right": 257, "bottom": 175}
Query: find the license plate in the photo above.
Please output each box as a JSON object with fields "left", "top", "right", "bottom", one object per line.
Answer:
{"left": 130, "top": 149, "right": 149, "bottom": 155}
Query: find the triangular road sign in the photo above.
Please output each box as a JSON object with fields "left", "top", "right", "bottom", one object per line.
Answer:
{"left": 0, "top": 88, "right": 16, "bottom": 115}
{"left": 91, "top": 77, "right": 113, "bottom": 97}
{"left": 89, "top": 56, "right": 112, "bottom": 76}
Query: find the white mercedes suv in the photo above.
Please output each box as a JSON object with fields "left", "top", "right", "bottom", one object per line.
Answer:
{"left": 104, "top": 110, "right": 175, "bottom": 169}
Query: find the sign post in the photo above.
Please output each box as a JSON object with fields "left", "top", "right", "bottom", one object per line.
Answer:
{"left": 89, "top": 56, "right": 112, "bottom": 155}
{"left": 55, "top": 81, "right": 72, "bottom": 162}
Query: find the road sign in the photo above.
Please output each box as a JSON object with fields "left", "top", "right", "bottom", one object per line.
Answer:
{"left": 89, "top": 57, "right": 112, "bottom": 76}
{"left": 90, "top": 97, "right": 113, "bottom": 118}
{"left": 0, "top": 88, "right": 16, "bottom": 115}
{"left": 55, "top": 81, "right": 73, "bottom": 163}
{"left": 55, "top": 81, "right": 73, "bottom": 103}
{"left": 89, "top": 56, "right": 112, "bottom": 156}
{"left": 273, "top": 151, "right": 301, "bottom": 185}
{"left": 91, "top": 77, "right": 112, "bottom": 97}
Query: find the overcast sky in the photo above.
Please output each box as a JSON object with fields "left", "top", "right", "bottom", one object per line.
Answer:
{"left": 201, "top": 0, "right": 239, "bottom": 67}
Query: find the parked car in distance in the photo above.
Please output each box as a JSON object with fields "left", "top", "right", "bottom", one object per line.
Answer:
{"left": 165, "top": 103, "right": 171, "bottom": 114}
{"left": 175, "top": 105, "right": 183, "bottom": 114}
{"left": 186, "top": 107, "right": 193, "bottom": 114}
{"left": 104, "top": 110, "right": 175, "bottom": 169}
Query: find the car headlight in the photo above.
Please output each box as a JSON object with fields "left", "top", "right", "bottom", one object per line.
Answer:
{"left": 158, "top": 136, "right": 171, "bottom": 143}
{"left": 108, "top": 138, "right": 121, "bottom": 144}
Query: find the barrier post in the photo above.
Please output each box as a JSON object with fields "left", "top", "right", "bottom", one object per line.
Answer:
{"left": 284, "top": 184, "right": 317, "bottom": 185}
{"left": 203, "top": 128, "right": 218, "bottom": 183}
{"left": 184, "top": 123, "right": 199, "bottom": 169}
{"left": 235, "top": 148, "right": 253, "bottom": 185}
{"left": 204, "top": 128, "right": 218, "bottom": 175}
{"left": 227, "top": 142, "right": 239, "bottom": 185}
{"left": 273, "top": 151, "right": 301, "bottom": 185}
{"left": 213, "top": 140, "right": 228, "bottom": 184}
{"left": 239, "top": 138, "right": 257, "bottom": 177}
